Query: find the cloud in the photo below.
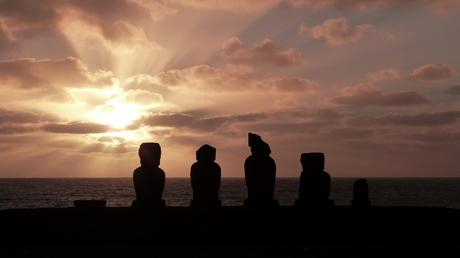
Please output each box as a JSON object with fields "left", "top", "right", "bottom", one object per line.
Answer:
{"left": 175, "top": 0, "right": 460, "bottom": 13}
{"left": 446, "top": 85, "right": 460, "bottom": 95}
{"left": 298, "top": 17, "right": 375, "bottom": 46}
{"left": 123, "top": 74, "right": 172, "bottom": 95}
{"left": 348, "top": 111, "right": 460, "bottom": 127}
{"left": 0, "top": 57, "right": 113, "bottom": 90}
{"left": 42, "top": 122, "right": 111, "bottom": 134}
{"left": 0, "top": 0, "right": 173, "bottom": 50}
{"left": 120, "top": 89, "right": 164, "bottom": 106}
{"left": 80, "top": 142, "right": 134, "bottom": 153}
{"left": 0, "top": 108, "right": 59, "bottom": 135}
{"left": 411, "top": 64, "right": 456, "bottom": 82}
{"left": 331, "top": 83, "right": 430, "bottom": 107}
{"left": 0, "top": 0, "right": 60, "bottom": 30}
{"left": 367, "top": 68, "right": 400, "bottom": 83}
{"left": 404, "top": 130, "right": 460, "bottom": 144}
{"left": 288, "top": 0, "right": 458, "bottom": 9}
{"left": 257, "top": 78, "right": 318, "bottom": 92}
{"left": 155, "top": 64, "right": 252, "bottom": 90}
{"left": 324, "top": 127, "right": 374, "bottom": 140}
{"left": 173, "top": 0, "right": 280, "bottom": 13}
{"left": 0, "top": 108, "right": 57, "bottom": 125}
{"left": 140, "top": 108, "right": 346, "bottom": 138}
{"left": 154, "top": 64, "right": 316, "bottom": 92}
{"left": 292, "top": 0, "right": 460, "bottom": 15}
{"left": 221, "top": 37, "right": 303, "bottom": 66}
{"left": 141, "top": 112, "right": 266, "bottom": 132}
{"left": 0, "top": 20, "right": 16, "bottom": 52}
{"left": 0, "top": 124, "right": 38, "bottom": 135}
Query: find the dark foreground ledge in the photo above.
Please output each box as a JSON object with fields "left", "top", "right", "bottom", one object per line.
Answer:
{"left": 1, "top": 206, "right": 459, "bottom": 257}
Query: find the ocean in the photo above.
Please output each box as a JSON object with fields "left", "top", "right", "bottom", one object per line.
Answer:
{"left": 1, "top": 178, "right": 459, "bottom": 210}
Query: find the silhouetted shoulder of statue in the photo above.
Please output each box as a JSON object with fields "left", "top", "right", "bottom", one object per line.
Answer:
{"left": 296, "top": 152, "right": 334, "bottom": 208}
{"left": 190, "top": 144, "right": 221, "bottom": 208}
{"left": 132, "top": 142, "right": 166, "bottom": 208}
{"left": 352, "top": 178, "right": 371, "bottom": 208}
{"left": 244, "top": 132, "right": 278, "bottom": 208}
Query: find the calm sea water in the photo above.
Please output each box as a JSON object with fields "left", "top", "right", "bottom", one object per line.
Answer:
{"left": 0, "top": 178, "right": 459, "bottom": 210}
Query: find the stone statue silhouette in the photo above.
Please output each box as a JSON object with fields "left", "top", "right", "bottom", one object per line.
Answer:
{"left": 295, "top": 152, "right": 333, "bottom": 208}
{"left": 190, "top": 144, "right": 221, "bottom": 208}
{"left": 352, "top": 179, "right": 371, "bottom": 208}
{"left": 244, "top": 132, "right": 278, "bottom": 207}
{"left": 132, "top": 142, "right": 166, "bottom": 208}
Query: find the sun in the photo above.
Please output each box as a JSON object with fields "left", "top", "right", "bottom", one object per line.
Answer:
{"left": 90, "top": 99, "right": 140, "bottom": 129}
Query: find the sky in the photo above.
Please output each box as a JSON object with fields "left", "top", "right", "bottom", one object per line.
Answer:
{"left": 0, "top": 0, "right": 459, "bottom": 178}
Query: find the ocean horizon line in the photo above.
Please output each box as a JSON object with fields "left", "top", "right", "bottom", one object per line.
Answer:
{"left": 1, "top": 176, "right": 460, "bottom": 179}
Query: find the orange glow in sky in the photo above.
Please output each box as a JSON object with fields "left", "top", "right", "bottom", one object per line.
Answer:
{"left": 0, "top": 0, "right": 460, "bottom": 177}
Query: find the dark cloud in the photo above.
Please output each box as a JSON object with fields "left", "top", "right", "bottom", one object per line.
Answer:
{"left": 141, "top": 112, "right": 266, "bottom": 132}
{"left": 324, "top": 127, "right": 374, "bottom": 139}
{"left": 42, "top": 122, "right": 111, "bottom": 134}
{"left": 0, "top": 0, "right": 60, "bottom": 30}
{"left": 288, "top": 0, "right": 459, "bottom": 10}
{"left": 252, "top": 121, "right": 325, "bottom": 135}
{"left": 140, "top": 108, "right": 346, "bottom": 138}
{"left": 0, "top": 108, "right": 59, "bottom": 134}
{"left": 221, "top": 37, "right": 303, "bottom": 67}
{"left": 0, "top": 108, "right": 57, "bottom": 125}
{"left": 331, "top": 85, "right": 430, "bottom": 107}
{"left": 0, "top": 57, "right": 112, "bottom": 90}
{"left": 348, "top": 111, "right": 460, "bottom": 127}
{"left": 404, "top": 130, "right": 460, "bottom": 144}
{"left": 411, "top": 64, "right": 456, "bottom": 82}
{"left": 0, "top": 124, "right": 37, "bottom": 135}
{"left": 380, "top": 111, "right": 460, "bottom": 126}
{"left": 177, "top": 0, "right": 460, "bottom": 13}
{"left": 0, "top": 0, "right": 169, "bottom": 46}
{"left": 244, "top": 109, "right": 344, "bottom": 135}
{"left": 445, "top": 85, "right": 460, "bottom": 95}
{"left": 311, "top": 108, "right": 344, "bottom": 121}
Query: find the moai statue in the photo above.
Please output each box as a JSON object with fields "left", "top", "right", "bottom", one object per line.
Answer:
{"left": 295, "top": 152, "right": 334, "bottom": 208}
{"left": 352, "top": 179, "right": 371, "bottom": 208}
{"left": 132, "top": 142, "right": 166, "bottom": 208}
{"left": 190, "top": 144, "right": 222, "bottom": 208}
{"left": 244, "top": 133, "right": 278, "bottom": 208}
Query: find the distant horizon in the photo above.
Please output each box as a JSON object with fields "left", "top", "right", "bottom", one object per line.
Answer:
{"left": 1, "top": 176, "right": 460, "bottom": 179}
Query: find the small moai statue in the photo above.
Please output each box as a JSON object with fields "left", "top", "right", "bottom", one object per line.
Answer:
{"left": 351, "top": 179, "right": 371, "bottom": 208}
{"left": 295, "top": 152, "right": 334, "bottom": 208}
{"left": 244, "top": 132, "right": 278, "bottom": 208}
{"left": 132, "top": 142, "right": 166, "bottom": 208}
{"left": 190, "top": 144, "right": 222, "bottom": 208}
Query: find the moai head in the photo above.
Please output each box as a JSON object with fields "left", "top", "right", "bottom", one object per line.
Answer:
{"left": 300, "top": 152, "right": 325, "bottom": 172}
{"left": 196, "top": 144, "right": 216, "bottom": 162}
{"left": 248, "top": 132, "right": 271, "bottom": 156}
{"left": 353, "top": 179, "right": 369, "bottom": 201}
{"left": 139, "top": 142, "right": 161, "bottom": 167}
